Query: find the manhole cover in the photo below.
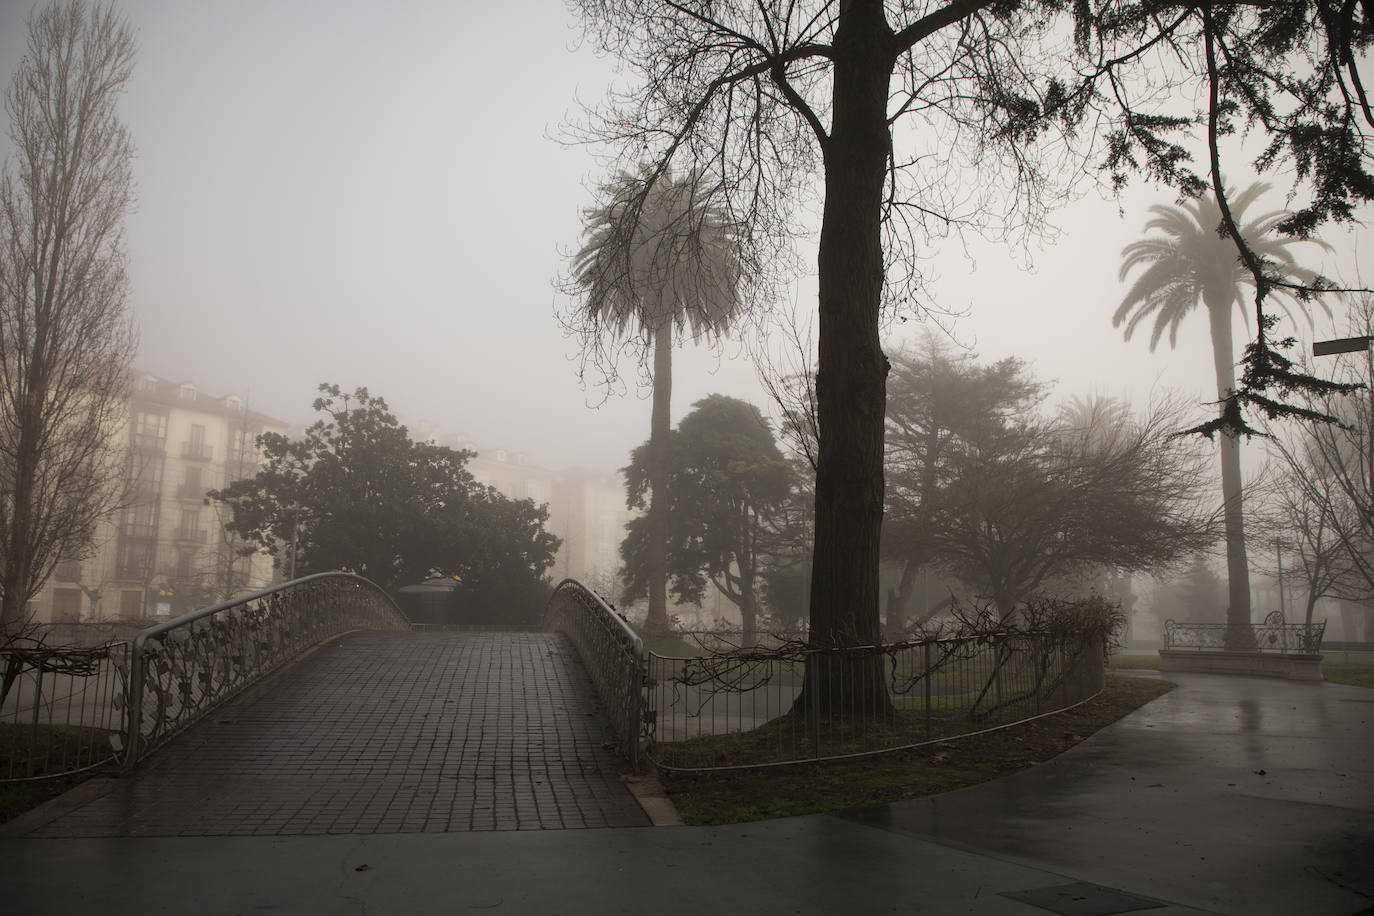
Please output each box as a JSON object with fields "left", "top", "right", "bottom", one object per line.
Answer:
{"left": 999, "top": 881, "right": 1166, "bottom": 916}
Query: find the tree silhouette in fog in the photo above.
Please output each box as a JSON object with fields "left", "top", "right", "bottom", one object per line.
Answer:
{"left": 569, "top": 169, "right": 743, "bottom": 634}
{"left": 1114, "top": 183, "right": 1330, "bottom": 643}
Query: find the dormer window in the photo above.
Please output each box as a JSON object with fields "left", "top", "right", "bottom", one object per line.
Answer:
{"left": 136, "top": 374, "right": 157, "bottom": 392}
{"left": 225, "top": 395, "right": 242, "bottom": 410}
{"left": 178, "top": 383, "right": 197, "bottom": 401}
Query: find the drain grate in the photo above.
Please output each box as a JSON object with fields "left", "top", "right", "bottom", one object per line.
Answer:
{"left": 999, "top": 881, "right": 1167, "bottom": 916}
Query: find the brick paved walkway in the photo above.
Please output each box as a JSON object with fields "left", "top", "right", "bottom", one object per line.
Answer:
{"left": 20, "top": 631, "right": 649, "bottom": 837}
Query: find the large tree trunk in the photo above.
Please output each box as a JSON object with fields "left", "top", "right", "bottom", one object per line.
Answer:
{"left": 644, "top": 323, "right": 673, "bottom": 635}
{"left": 1205, "top": 292, "right": 1253, "bottom": 649}
{"left": 794, "top": 0, "right": 893, "bottom": 717}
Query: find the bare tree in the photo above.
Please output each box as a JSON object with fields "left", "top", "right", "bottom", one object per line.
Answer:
{"left": 0, "top": 1, "right": 137, "bottom": 629}
{"left": 1265, "top": 295, "right": 1374, "bottom": 605}
{"left": 562, "top": 1, "right": 1370, "bottom": 712}
{"left": 931, "top": 393, "right": 1219, "bottom": 619}
{"left": 1256, "top": 463, "right": 1366, "bottom": 628}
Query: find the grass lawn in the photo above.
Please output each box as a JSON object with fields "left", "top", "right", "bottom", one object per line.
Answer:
{"left": 1323, "top": 664, "right": 1374, "bottom": 689}
{"left": 1108, "top": 652, "right": 1162, "bottom": 670}
{"left": 0, "top": 771, "right": 95, "bottom": 824}
{"left": 0, "top": 723, "right": 119, "bottom": 824}
{"left": 1111, "top": 647, "right": 1374, "bottom": 689}
{"left": 661, "top": 674, "right": 1175, "bottom": 825}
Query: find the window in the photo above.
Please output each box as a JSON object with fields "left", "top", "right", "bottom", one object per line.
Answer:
{"left": 55, "top": 557, "right": 82, "bottom": 581}
{"left": 228, "top": 428, "right": 257, "bottom": 468}
{"left": 134, "top": 453, "right": 164, "bottom": 485}
{"left": 119, "top": 590, "right": 144, "bottom": 618}
{"left": 183, "top": 466, "right": 202, "bottom": 498}
{"left": 133, "top": 412, "right": 168, "bottom": 447}
{"left": 178, "top": 383, "right": 197, "bottom": 401}
{"left": 117, "top": 541, "right": 153, "bottom": 580}
{"left": 178, "top": 507, "right": 201, "bottom": 540}
{"left": 183, "top": 424, "right": 211, "bottom": 460}
{"left": 136, "top": 374, "right": 157, "bottom": 392}
{"left": 52, "top": 588, "right": 82, "bottom": 622}
{"left": 125, "top": 504, "right": 157, "bottom": 537}
{"left": 224, "top": 394, "right": 242, "bottom": 410}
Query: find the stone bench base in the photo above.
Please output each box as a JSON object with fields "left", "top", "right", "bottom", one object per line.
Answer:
{"left": 1159, "top": 649, "right": 1324, "bottom": 681}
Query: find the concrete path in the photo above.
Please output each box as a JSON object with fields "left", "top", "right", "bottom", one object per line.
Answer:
{"left": 2, "top": 661, "right": 1371, "bottom": 915}
{"left": 841, "top": 671, "right": 1374, "bottom": 916}
{"left": 5, "top": 630, "right": 647, "bottom": 837}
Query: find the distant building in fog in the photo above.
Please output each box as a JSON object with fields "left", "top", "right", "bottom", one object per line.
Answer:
{"left": 548, "top": 467, "right": 632, "bottom": 589}
{"left": 456, "top": 444, "right": 632, "bottom": 591}
{"left": 33, "top": 372, "right": 287, "bottom": 623}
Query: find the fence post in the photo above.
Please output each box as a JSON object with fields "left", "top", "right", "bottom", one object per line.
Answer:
{"left": 122, "top": 635, "right": 146, "bottom": 772}
{"left": 923, "top": 641, "right": 932, "bottom": 740}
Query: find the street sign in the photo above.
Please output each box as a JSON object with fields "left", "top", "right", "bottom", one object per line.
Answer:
{"left": 1313, "top": 335, "right": 1373, "bottom": 357}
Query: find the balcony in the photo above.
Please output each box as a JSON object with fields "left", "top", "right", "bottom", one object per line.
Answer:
{"left": 115, "top": 563, "right": 150, "bottom": 583}
{"left": 132, "top": 479, "right": 163, "bottom": 500}
{"left": 181, "top": 441, "right": 213, "bottom": 462}
{"left": 123, "top": 522, "right": 157, "bottom": 539}
{"left": 173, "top": 527, "right": 208, "bottom": 544}
{"left": 132, "top": 432, "right": 166, "bottom": 451}
{"left": 176, "top": 483, "right": 207, "bottom": 500}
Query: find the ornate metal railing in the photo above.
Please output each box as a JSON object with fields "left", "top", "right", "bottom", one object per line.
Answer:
{"left": 1164, "top": 610, "right": 1326, "bottom": 655}
{"left": 0, "top": 642, "right": 129, "bottom": 780}
{"left": 544, "top": 579, "right": 645, "bottom": 766}
{"left": 121, "top": 572, "right": 408, "bottom": 769}
{"left": 644, "top": 630, "right": 1106, "bottom": 772}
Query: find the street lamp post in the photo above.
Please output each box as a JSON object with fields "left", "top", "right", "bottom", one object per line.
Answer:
{"left": 1313, "top": 334, "right": 1374, "bottom": 511}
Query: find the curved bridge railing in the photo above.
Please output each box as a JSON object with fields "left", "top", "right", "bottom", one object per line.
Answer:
{"left": 121, "top": 572, "right": 408, "bottom": 769}
{"left": 544, "top": 579, "right": 645, "bottom": 767}
{"left": 1164, "top": 609, "right": 1326, "bottom": 655}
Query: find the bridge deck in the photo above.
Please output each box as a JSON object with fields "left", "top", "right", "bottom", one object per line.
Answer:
{"left": 22, "top": 631, "right": 648, "bottom": 836}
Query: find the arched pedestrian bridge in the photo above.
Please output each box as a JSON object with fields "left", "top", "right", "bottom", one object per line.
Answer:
{"left": 9, "top": 575, "right": 650, "bottom": 837}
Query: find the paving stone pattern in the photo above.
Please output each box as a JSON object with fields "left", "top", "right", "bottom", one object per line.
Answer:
{"left": 25, "top": 631, "right": 649, "bottom": 837}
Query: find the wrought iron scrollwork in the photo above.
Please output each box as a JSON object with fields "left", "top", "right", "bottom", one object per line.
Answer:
{"left": 1163, "top": 611, "right": 1326, "bottom": 655}
{"left": 123, "top": 573, "right": 408, "bottom": 768}
{"left": 544, "top": 579, "right": 646, "bottom": 766}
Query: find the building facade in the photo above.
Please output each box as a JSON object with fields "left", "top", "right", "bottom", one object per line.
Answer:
{"left": 457, "top": 445, "right": 633, "bottom": 593}
{"left": 36, "top": 373, "right": 287, "bottom": 623}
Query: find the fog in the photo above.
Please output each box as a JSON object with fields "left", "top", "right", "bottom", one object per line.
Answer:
{"left": 0, "top": 0, "right": 1366, "bottom": 472}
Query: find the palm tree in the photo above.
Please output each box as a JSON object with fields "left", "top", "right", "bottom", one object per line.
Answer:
{"left": 572, "top": 169, "right": 743, "bottom": 634}
{"left": 1115, "top": 183, "right": 1330, "bottom": 644}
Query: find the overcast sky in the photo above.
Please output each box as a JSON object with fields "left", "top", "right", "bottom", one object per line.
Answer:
{"left": 1, "top": 0, "right": 1367, "bottom": 471}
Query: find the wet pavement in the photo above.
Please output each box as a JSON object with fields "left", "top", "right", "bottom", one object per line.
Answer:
{"left": 839, "top": 672, "right": 1374, "bottom": 915}
{"left": 6, "top": 630, "right": 647, "bottom": 837}
{"left": 2, "top": 660, "right": 1371, "bottom": 914}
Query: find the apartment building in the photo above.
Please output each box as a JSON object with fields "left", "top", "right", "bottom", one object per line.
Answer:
{"left": 458, "top": 445, "right": 632, "bottom": 590}
{"left": 37, "top": 372, "right": 287, "bottom": 623}
{"left": 548, "top": 467, "right": 632, "bottom": 589}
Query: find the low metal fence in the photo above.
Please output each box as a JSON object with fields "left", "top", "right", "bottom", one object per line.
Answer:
{"left": 544, "top": 579, "right": 645, "bottom": 766}
{"left": 121, "top": 572, "right": 409, "bottom": 769}
{"left": 0, "top": 642, "right": 129, "bottom": 780}
{"left": 644, "top": 631, "right": 1105, "bottom": 772}
{"left": 1164, "top": 610, "right": 1326, "bottom": 655}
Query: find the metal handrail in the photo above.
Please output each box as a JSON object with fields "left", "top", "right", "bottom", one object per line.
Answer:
{"left": 544, "top": 579, "right": 645, "bottom": 766}
{"left": 122, "top": 572, "right": 408, "bottom": 769}
{"left": 1163, "top": 610, "right": 1326, "bottom": 655}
